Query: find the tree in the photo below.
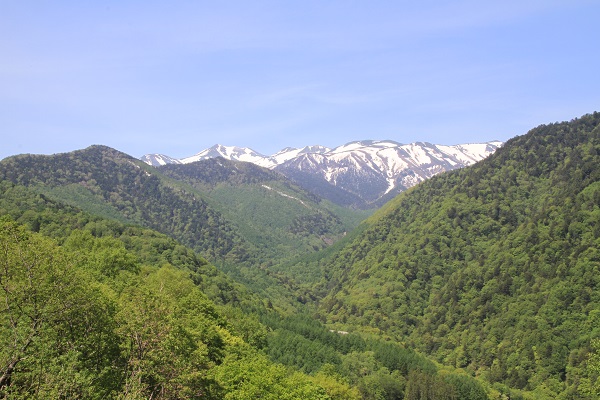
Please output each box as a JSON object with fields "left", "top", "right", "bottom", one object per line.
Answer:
{"left": 579, "top": 339, "right": 600, "bottom": 398}
{"left": 0, "top": 219, "right": 119, "bottom": 398}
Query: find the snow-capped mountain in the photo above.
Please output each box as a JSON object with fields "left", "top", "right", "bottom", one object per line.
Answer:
{"left": 161, "top": 144, "right": 332, "bottom": 169}
{"left": 141, "top": 140, "right": 502, "bottom": 208}
{"left": 274, "top": 140, "right": 502, "bottom": 207}
{"left": 140, "top": 153, "right": 182, "bottom": 167}
{"left": 179, "top": 144, "right": 274, "bottom": 167}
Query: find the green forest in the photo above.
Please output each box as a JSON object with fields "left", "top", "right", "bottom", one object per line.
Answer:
{"left": 1, "top": 113, "right": 599, "bottom": 398}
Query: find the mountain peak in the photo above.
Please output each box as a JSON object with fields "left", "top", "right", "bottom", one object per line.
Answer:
{"left": 141, "top": 139, "right": 502, "bottom": 208}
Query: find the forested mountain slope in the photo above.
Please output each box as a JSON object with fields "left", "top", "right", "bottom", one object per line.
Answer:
{"left": 0, "top": 181, "right": 491, "bottom": 399}
{"left": 316, "top": 112, "right": 600, "bottom": 398}
{"left": 0, "top": 146, "right": 252, "bottom": 263}
{"left": 0, "top": 146, "right": 369, "bottom": 303}
{"left": 158, "top": 158, "right": 365, "bottom": 265}
{"left": 0, "top": 183, "right": 342, "bottom": 398}
{"left": 0, "top": 147, "right": 364, "bottom": 265}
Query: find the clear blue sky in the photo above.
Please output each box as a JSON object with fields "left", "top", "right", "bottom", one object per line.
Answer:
{"left": 1, "top": 1, "right": 599, "bottom": 160}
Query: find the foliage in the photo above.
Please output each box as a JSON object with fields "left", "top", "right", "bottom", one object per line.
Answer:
{"left": 0, "top": 217, "right": 339, "bottom": 398}
{"left": 0, "top": 219, "right": 121, "bottom": 398}
{"left": 316, "top": 112, "right": 600, "bottom": 396}
{"left": 0, "top": 146, "right": 366, "bottom": 312}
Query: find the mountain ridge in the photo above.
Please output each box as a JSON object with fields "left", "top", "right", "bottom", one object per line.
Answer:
{"left": 142, "top": 139, "right": 502, "bottom": 208}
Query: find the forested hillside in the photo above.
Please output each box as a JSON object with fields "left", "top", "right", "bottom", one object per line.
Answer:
{"left": 316, "top": 113, "right": 600, "bottom": 398}
{"left": 0, "top": 146, "right": 367, "bottom": 305}
{"left": 0, "top": 183, "right": 332, "bottom": 398}
{"left": 0, "top": 146, "right": 251, "bottom": 262}
{"left": 158, "top": 158, "right": 366, "bottom": 265}
{"left": 0, "top": 182, "right": 489, "bottom": 399}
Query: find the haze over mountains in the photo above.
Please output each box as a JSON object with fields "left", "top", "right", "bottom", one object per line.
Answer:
{"left": 142, "top": 140, "right": 502, "bottom": 208}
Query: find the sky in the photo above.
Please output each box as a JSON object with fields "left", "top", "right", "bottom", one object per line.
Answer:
{"left": 1, "top": 1, "right": 599, "bottom": 160}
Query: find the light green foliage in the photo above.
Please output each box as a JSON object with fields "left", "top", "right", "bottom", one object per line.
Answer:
{"left": 0, "top": 219, "right": 120, "bottom": 398}
{"left": 212, "top": 347, "right": 330, "bottom": 400}
{"left": 115, "top": 266, "right": 224, "bottom": 398}
{"left": 0, "top": 216, "right": 336, "bottom": 398}
{"left": 310, "top": 365, "right": 362, "bottom": 400}
{"left": 64, "top": 229, "right": 138, "bottom": 278}
{"left": 578, "top": 339, "right": 600, "bottom": 398}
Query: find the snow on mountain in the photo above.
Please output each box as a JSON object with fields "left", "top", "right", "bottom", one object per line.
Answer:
{"left": 272, "top": 140, "right": 502, "bottom": 206}
{"left": 179, "top": 144, "right": 274, "bottom": 167}
{"left": 141, "top": 139, "right": 502, "bottom": 208}
{"left": 140, "top": 154, "right": 182, "bottom": 167}
{"left": 272, "top": 145, "right": 331, "bottom": 165}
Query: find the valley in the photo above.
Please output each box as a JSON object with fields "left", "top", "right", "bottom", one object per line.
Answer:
{"left": 1, "top": 113, "right": 599, "bottom": 399}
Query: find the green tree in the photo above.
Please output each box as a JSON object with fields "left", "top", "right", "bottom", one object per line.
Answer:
{"left": 0, "top": 219, "right": 120, "bottom": 398}
{"left": 579, "top": 339, "right": 600, "bottom": 398}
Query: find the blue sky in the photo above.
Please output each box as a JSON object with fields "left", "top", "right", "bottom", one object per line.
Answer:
{"left": 1, "top": 1, "right": 599, "bottom": 160}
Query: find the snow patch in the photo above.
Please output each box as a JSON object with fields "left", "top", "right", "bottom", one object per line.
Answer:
{"left": 262, "top": 185, "right": 309, "bottom": 208}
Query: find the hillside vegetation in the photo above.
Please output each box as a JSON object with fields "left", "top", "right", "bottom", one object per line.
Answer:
{"left": 2, "top": 113, "right": 600, "bottom": 398}
{"left": 316, "top": 112, "right": 600, "bottom": 398}
{"left": 0, "top": 146, "right": 250, "bottom": 262}
{"left": 158, "top": 158, "right": 366, "bottom": 264}
{"left": 0, "top": 147, "right": 367, "bottom": 305}
{"left": 0, "top": 182, "right": 489, "bottom": 399}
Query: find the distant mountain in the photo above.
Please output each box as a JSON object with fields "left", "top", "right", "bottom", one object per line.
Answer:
{"left": 274, "top": 140, "right": 502, "bottom": 208}
{"left": 140, "top": 153, "right": 182, "bottom": 166}
{"left": 142, "top": 140, "right": 502, "bottom": 208}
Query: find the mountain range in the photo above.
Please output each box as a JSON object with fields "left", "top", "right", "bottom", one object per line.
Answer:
{"left": 142, "top": 140, "right": 503, "bottom": 208}
{"left": 1, "top": 113, "right": 599, "bottom": 399}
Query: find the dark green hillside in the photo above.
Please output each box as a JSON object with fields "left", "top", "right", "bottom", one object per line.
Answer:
{"left": 317, "top": 112, "right": 600, "bottom": 398}
{"left": 0, "top": 146, "right": 252, "bottom": 262}
{"left": 0, "top": 146, "right": 369, "bottom": 312}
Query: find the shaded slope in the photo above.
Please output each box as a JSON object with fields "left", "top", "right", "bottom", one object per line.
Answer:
{"left": 0, "top": 146, "right": 253, "bottom": 262}
{"left": 317, "top": 113, "right": 600, "bottom": 395}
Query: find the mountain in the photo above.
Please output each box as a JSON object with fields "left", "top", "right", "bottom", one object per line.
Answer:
{"left": 0, "top": 151, "right": 490, "bottom": 399}
{"left": 142, "top": 140, "right": 502, "bottom": 208}
{"left": 140, "top": 153, "right": 182, "bottom": 166}
{"left": 313, "top": 112, "right": 600, "bottom": 398}
{"left": 156, "top": 158, "right": 367, "bottom": 267}
{"left": 275, "top": 140, "right": 502, "bottom": 208}
{"left": 165, "top": 144, "right": 333, "bottom": 169}
{"left": 0, "top": 146, "right": 250, "bottom": 262}
{"left": 180, "top": 144, "right": 274, "bottom": 167}
{"left": 0, "top": 146, "right": 369, "bottom": 303}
